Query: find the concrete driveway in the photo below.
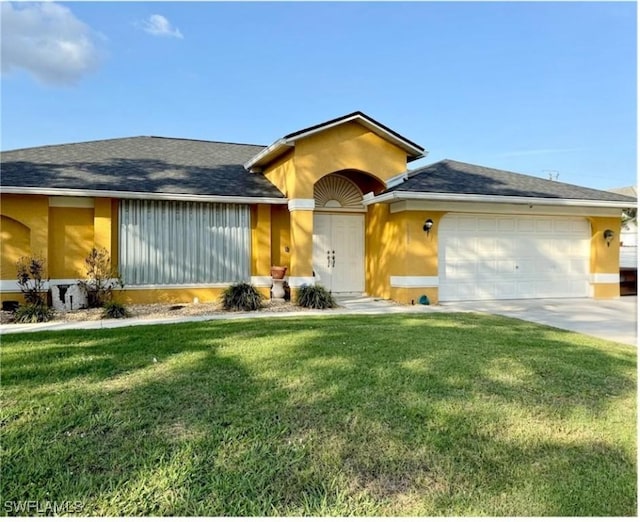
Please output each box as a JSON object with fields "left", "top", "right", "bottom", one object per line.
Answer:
{"left": 439, "top": 296, "right": 637, "bottom": 346}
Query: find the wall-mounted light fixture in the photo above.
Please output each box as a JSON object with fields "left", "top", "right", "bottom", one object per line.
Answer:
{"left": 423, "top": 218, "right": 434, "bottom": 235}
{"left": 603, "top": 229, "right": 615, "bottom": 247}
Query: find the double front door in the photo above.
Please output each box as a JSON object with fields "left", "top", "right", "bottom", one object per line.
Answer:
{"left": 312, "top": 213, "right": 364, "bottom": 293}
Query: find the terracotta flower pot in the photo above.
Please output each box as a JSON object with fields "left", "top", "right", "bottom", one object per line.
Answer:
{"left": 270, "top": 266, "right": 287, "bottom": 279}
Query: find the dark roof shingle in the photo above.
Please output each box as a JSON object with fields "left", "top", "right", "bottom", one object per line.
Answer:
{"left": 391, "top": 159, "right": 636, "bottom": 203}
{"left": 1, "top": 137, "right": 285, "bottom": 199}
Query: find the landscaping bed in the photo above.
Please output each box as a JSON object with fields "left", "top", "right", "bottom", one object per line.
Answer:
{"left": 0, "top": 299, "right": 307, "bottom": 324}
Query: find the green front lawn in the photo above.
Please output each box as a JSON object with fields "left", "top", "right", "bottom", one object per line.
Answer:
{"left": 1, "top": 314, "right": 636, "bottom": 516}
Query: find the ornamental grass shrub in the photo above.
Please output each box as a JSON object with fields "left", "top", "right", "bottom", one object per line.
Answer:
{"left": 296, "top": 284, "right": 336, "bottom": 309}
{"left": 221, "top": 282, "right": 263, "bottom": 311}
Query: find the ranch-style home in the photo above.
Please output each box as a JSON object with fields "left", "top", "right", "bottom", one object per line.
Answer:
{"left": 1, "top": 111, "right": 636, "bottom": 307}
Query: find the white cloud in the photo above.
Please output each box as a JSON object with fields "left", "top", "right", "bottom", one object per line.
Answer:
{"left": 1, "top": 2, "right": 103, "bottom": 86}
{"left": 142, "top": 14, "right": 183, "bottom": 39}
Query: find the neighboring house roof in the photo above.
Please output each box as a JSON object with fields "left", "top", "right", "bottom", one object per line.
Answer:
{"left": 379, "top": 159, "right": 636, "bottom": 205}
{"left": 607, "top": 186, "right": 638, "bottom": 199}
{"left": 245, "top": 111, "right": 426, "bottom": 171}
{"left": 1, "top": 137, "right": 286, "bottom": 202}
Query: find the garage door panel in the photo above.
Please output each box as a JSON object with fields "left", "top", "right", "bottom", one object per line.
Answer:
{"left": 477, "top": 217, "right": 497, "bottom": 232}
{"left": 439, "top": 214, "right": 590, "bottom": 301}
{"left": 497, "top": 218, "right": 516, "bottom": 232}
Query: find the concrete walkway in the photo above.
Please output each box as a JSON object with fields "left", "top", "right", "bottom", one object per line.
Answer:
{"left": 1, "top": 296, "right": 636, "bottom": 346}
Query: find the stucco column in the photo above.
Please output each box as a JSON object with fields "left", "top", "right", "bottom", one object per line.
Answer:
{"left": 93, "top": 198, "right": 112, "bottom": 253}
{"left": 250, "top": 204, "right": 273, "bottom": 297}
{"left": 589, "top": 216, "right": 622, "bottom": 299}
{"left": 287, "top": 200, "right": 315, "bottom": 289}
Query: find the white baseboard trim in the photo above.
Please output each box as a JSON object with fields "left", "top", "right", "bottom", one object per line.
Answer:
{"left": 589, "top": 273, "right": 620, "bottom": 284}
{"left": 288, "top": 276, "right": 315, "bottom": 288}
{"left": 251, "top": 276, "right": 273, "bottom": 287}
{"left": 0, "top": 278, "right": 82, "bottom": 292}
{"left": 390, "top": 276, "right": 439, "bottom": 288}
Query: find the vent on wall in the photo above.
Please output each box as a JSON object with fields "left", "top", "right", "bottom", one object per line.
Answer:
{"left": 314, "top": 175, "right": 364, "bottom": 209}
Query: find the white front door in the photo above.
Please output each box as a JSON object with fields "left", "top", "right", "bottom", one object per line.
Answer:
{"left": 313, "top": 213, "right": 365, "bottom": 293}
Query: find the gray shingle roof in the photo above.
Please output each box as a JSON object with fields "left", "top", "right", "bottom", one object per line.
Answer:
{"left": 391, "top": 159, "right": 636, "bottom": 203}
{"left": 1, "top": 137, "right": 285, "bottom": 199}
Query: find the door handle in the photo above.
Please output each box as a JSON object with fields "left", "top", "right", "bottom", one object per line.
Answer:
{"left": 332, "top": 250, "right": 335, "bottom": 268}
{"left": 327, "top": 250, "right": 331, "bottom": 268}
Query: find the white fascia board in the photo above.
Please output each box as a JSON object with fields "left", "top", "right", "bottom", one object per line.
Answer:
{"left": 285, "top": 114, "right": 425, "bottom": 158}
{"left": 385, "top": 171, "right": 409, "bottom": 190}
{"left": 365, "top": 190, "right": 637, "bottom": 209}
{"left": 243, "top": 139, "right": 292, "bottom": 171}
{"left": 1, "top": 186, "right": 288, "bottom": 205}
{"left": 389, "top": 200, "right": 622, "bottom": 217}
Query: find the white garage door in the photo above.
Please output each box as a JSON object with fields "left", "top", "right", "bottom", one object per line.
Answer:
{"left": 438, "top": 214, "right": 591, "bottom": 301}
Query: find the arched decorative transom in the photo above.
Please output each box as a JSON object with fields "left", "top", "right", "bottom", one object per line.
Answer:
{"left": 314, "top": 174, "right": 364, "bottom": 211}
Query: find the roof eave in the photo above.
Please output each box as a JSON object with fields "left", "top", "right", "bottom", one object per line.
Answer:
{"left": 243, "top": 139, "right": 293, "bottom": 172}
{"left": 363, "top": 190, "right": 637, "bottom": 209}
{"left": 0, "top": 186, "right": 288, "bottom": 205}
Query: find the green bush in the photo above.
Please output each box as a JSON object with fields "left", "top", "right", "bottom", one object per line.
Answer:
{"left": 296, "top": 284, "right": 336, "bottom": 309}
{"left": 221, "top": 282, "right": 263, "bottom": 311}
{"left": 14, "top": 303, "right": 54, "bottom": 323}
{"left": 102, "top": 301, "right": 129, "bottom": 319}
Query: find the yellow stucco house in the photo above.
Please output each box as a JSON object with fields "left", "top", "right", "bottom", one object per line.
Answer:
{"left": 1, "top": 112, "right": 636, "bottom": 307}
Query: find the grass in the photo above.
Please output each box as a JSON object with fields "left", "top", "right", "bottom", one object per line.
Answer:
{"left": 0, "top": 313, "right": 636, "bottom": 516}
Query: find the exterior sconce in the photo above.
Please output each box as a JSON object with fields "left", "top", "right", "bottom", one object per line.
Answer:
{"left": 423, "top": 219, "right": 434, "bottom": 235}
{"left": 603, "top": 229, "right": 615, "bottom": 247}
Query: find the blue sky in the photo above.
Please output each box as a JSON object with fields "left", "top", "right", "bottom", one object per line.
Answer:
{"left": 1, "top": 1, "right": 636, "bottom": 190}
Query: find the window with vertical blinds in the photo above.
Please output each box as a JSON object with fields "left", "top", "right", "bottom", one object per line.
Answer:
{"left": 119, "top": 200, "right": 250, "bottom": 285}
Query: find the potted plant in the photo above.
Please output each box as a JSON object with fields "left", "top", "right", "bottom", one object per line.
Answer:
{"left": 270, "top": 266, "right": 287, "bottom": 279}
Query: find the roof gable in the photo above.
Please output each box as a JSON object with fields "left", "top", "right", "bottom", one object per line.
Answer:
{"left": 245, "top": 111, "right": 425, "bottom": 171}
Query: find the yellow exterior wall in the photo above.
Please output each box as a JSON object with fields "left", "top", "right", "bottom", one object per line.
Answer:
{"left": 289, "top": 209, "right": 314, "bottom": 278}
{"left": 291, "top": 122, "right": 407, "bottom": 198}
{"left": 110, "top": 200, "right": 119, "bottom": 272}
{"left": 588, "top": 216, "right": 622, "bottom": 299}
{"left": 48, "top": 207, "right": 95, "bottom": 279}
{"left": 366, "top": 203, "right": 403, "bottom": 298}
{"left": 262, "top": 121, "right": 409, "bottom": 282}
{"left": 1, "top": 216, "right": 31, "bottom": 280}
{"left": 366, "top": 206, "right": 445, "bottom": 304}
{"left": 263, "top": 151, "right": 295, "bottom": 198}
{"left": 271, "top": 205, "right": 291, "bottom": 269}
{"left": 389, "top": 287, "right": 439, "bottom": 306}
{"left": 251, "top": 204, "right": 272, "bottom": 276}
{"left": 1, "top": 194, "right": 49, "bottom": 259}
{"left": 94, "top": 198, "right": 112, "bottom": 253}
{"left": 1, "top": 195, "right": 49, "bottom": 302}
{"left": 115, "top": 287, "right": 224, "bottom": 305}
